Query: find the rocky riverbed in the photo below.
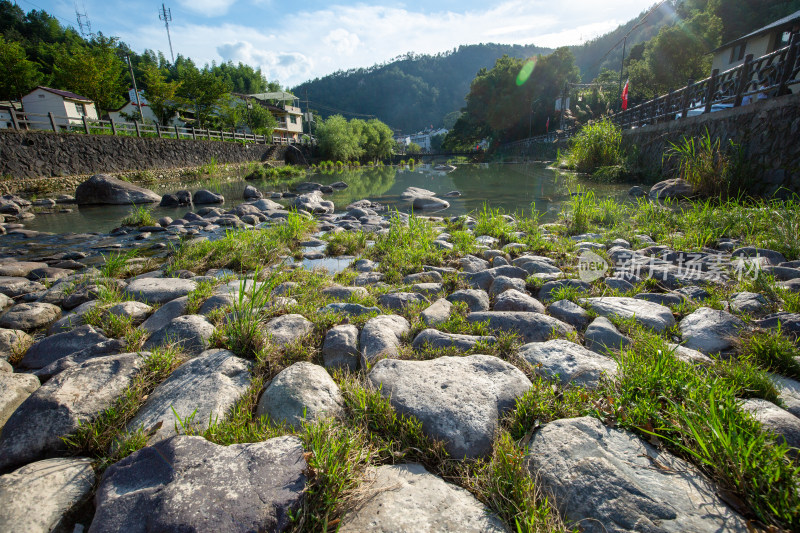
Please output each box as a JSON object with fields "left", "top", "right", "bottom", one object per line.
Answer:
{"left": 0, "top": 174, "right": 799, "bottom": 532}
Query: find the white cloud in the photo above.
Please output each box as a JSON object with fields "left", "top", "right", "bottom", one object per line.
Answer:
{"left": 118, "top": 0, "right": 657, "bottom": 86}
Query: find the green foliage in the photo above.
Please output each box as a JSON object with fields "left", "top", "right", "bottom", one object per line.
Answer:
{"left": 52, "top": 34, "right": 126, "bottom": 113}
{"left": 100, "top": 249, "right": 137, "bottom": 278}
{"left": 739, "top": 329, "right": 800, "bottom": 380}
{"left": 562, "top": 119, "right": 624, "bottom": 174}
{"left": 366, "top": 214, "right": 449, "bottom": 283}
{"left": 176, "top": 67, "right": 232, "bottom": 128}
{"left": 241, "top": 99, "right": 277, "bottom": 136}
{"left": 120, "top": 205, "right": 156, "bottom": 227}
{"left": 324, "top": 230, "right": 367, "bottom": 256}
{"left": 140, "top": 64, "right": 182, "bottom": 126}
{"left": 0, "top": 34, "right": 40, "bottom": 100}
{"left": 316, "top": 115, "right": 395, "bottom": 163}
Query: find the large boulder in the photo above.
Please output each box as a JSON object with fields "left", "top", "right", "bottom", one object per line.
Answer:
{"left": 369, "top": 354, "right": 531, "bottom": 458}
{"left": 648, "top": 178, "right": 693, "bottom": 200}
{"left": 467, "top": 311, "right": 574, "bottom": 343}
{"left": 143, "top": 315, "right": 215, "bottom": 355}
{"left": 526, "top": 417, "right": 748, "bottom": 533}
{"left": 192, "top": 189, "right": 225, "bottom": 204}
{"left": 89, "top": 435, "right": 306, "bottom": 533}
{"left": 0, "top": 372, "right": 39, "bottom": 430}
{"left": 0, "top": 457, "right": 95, "bottom": 533}
{"left": 256, "top": 362, "right": 344, "bottom": 429}
{"left": 75, "top": 174, "right": 161, "bottom": 205}
{"left": 518, "top": 339, "right": 617, "bottom": 388}
{"left": 679, "top": 307, "right": 745, "bottom": 354}
{"left": 19, "top": 324, "right": 109, "bottom": 370}
{"left": 339, "top": 464, "right": 507, "bottom": 532}
{"left": 582, "top": 297, "right": 675, "bottom": 332}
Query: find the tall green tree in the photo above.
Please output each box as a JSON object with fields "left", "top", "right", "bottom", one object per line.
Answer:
{"left": 52, "top": 34, "right": 126, "bottom": 113}
{"left": 176, "top": 67, "right": 231, "bottom": 128}
{"left": 0, "top": 35, "right": 40, "bottom": 100}
{"left": 241, "top": 100, "right": 277, "bottom": 136}
{"left": 316, "top": 114, "right": 363, "bottom": 161}
{"left": 140, "top": 63, "right": 181, "bottom": 125}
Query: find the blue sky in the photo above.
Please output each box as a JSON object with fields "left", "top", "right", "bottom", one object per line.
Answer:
{"left": 22, "top": 0, "right": 658, "bottom": 87}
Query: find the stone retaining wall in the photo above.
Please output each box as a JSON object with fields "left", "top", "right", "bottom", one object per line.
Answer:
{"left": 620, "top": 92, "right": 800, "bottom": 196}
{"left": 0, "top": 130, "right": 280, "bottom": 180}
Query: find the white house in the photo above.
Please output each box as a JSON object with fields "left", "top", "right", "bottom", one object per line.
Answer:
{"left": 108, "top": 88, "right": 185, "bottom": 126}
{"left": 21, "top": 86, "right": 98, "bottom": 130}
{"left": 247, "top": 92, "right": 304, "bottom": 142}
{"left": 711, "top": 10, "right": 800, "bottom": 73}
{"left": 395, "top": 128, "right": 448, "bottom": 152}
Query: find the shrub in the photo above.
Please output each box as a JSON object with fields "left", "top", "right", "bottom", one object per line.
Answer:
{"left": 563, "top": 119, "right": 624, "bottom": 174}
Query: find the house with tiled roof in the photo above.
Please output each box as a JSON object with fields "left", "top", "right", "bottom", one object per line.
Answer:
{"left": 21, "top": 86, "right": 99, "bottom": 130}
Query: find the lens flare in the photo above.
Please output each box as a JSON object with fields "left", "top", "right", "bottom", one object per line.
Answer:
{"left": 516, "top": 58, "right": 537, "bottom": 86}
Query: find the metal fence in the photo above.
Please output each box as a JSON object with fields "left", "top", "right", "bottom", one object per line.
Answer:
{"left": 4, "top": 109, "right": 312, "bottom": 147}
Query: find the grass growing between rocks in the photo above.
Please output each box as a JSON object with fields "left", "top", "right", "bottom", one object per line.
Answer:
{"left": 168, "top": 211, "right": 316, "bottom": 272}
{"left": 62, "top": 347, "right": 185, "bottom": 468}
{"left": 120, "top": 205, "right": 156, "bottom": 227}
{"left": 739, "top": 329, "right": 800, "bottom": 380}
{"left": 606, "top": 331, "right": 800, "bottom": 530}
{"left": 324, "top": 230, "right": 368, "bottom": 256}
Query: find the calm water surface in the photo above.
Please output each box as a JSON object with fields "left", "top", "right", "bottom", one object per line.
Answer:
{"left": 23, "top": 163, "right": 633, "bottom": 234}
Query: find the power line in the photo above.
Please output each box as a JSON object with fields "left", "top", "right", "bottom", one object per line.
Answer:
{"left": 159, "top": 3, "right": 175, "bottom": 64}
{"left": 592, "top": 0, "right": 670, "bottom": 70}
{"left": 74, "top": 1, "right": 92, "bottom": 38}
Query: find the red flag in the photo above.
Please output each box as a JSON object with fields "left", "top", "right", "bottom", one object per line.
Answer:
{"left": 546, "top": 116, "right": 550, "bottom": 132}
{"left": 621, "top": 79, "right": 630, "bottom": 111}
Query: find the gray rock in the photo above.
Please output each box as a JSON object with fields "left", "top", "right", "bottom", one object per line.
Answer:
{"left": 264, "top": 314, "right": 314, "bottom": 347}
{"left": 125, "top": 277, "right": 197, "bottom": 304}
{"left": 143, "top": 315, "right": 215, "bottom": 355}
{"left": 20, "top": 324, "right": 109, "bottom": 370}
{"left": 0, "top": 302, "right": 61, "bottom": 332}
{"left": 32, "top": 339, "right": 128, "bottom": 381}
{"left": 547, "top": 299, "right": 590, "bottom": 330}
{"left": 731, "top": 246, "right": 786, "bottom": 266}
{"left": 75, "top": 174, "right": 161, "bottom": 205}
{"left": 403, "top": 271, "right": 443, "bottom": 284}
{"left": 412, "top": 196, "right": 450, "bottom": 210}
{"left": 457, "top": 255, "right": 490, "bottom": 273}
{"left": 321, "top": 302, "right": 381, "bottom": 317}
{"left": 322, "top": 324, "right": 360, "bottom": 371}
{"left": 447, "top": 289, "right": 490, "bottom": 312}
{"left": 410, "top": 282, "right": 444, "bottom": 299}
{"left": 421, "top": 298, "right": 452, "bottom": 326}
{"left": 256, "top": 362, "right": 344, "bottom": 429}
{"left": 369, "top": 354, "right": 531, "bottom": 458}
{"left": 582, "top": 297, "right": 675, "bottom": 332}
{"left": 679, "top": 307, "right": 745, "bottom": 354}
{"left": 0, "top": 372, "right": 39, "bottom": 429}
{"left": 755, "top": 312, "right": 800, "bottom": 339}
{"left": 488, "top": 276, "right": 526, "bottom": 299}
{"left": 467, "top": 311, "right": 575, "bottom": 343}
{"left": 771, "top": 374, "right": 800, "bottom": 418}
{"left": 90, "top": 435, "right": 306, "bottom": 533}
{"left": 648, "top": 178, "right": 693, "bottom": 199}
{"left": 0, "top": 276, "right": 45, "bottom": 298}
{"left": 462, "top": 266, "right": 528, "bottom": 291}
{"left": 538, "top": 279, "right": 591, "bottom": 302}
{"left": 141, "top": 296, "right": 188, "bottom": 333}
{"left": 0, "top": 328, "right": 32, "bottom": 361}
{"left": 360, "top": 314, "right": 410, "bottom": 364}
{"left": 243, "top": 184, "right": 262, "bottom": 199}
{"left": 519, "top": 339, "right": 617, "bottom": 388}
{"left": 0, "top": 457, "right": 95, "bottom": 533}
{"left": 0, "top": 261, "right": 48, "bottom": 277}
{"left": 106, "top": 301, "right": 152, "bottom": 324}
{"left": 604, "top": 277, "right": 634, "bottom": 292}
{"left": 527, "top": 417, "right": 747, "bottom": 533}
{"left": 634, "top": 292, "right": 686, "bottom": 307}
{"left": 0, "top": 353, "right": 144, "bottom": 472}
{"left": 667, "top": 343, "right": 713, "bottom": 365}
{"left": 353, "top": 272, "right": 385, "bottom": 286}
{"left": 493, "top": 289, "right": 545, "bottom": 313}
{"left": 339, "top": 463, "right": 507, "bottom": 532}
{"left": 378, "top": 292, "right": 429, "bottom": 311}
{"left": 585, "top": 317, "right": 630, "bottom": 354}
{"left": 198, "top": 293, "right": 234, "bottom": 315}
{"left": 729, "top": 291, "right": 769, "bottom": 314}
{"left": 292, "top": 191, "right": 334, "bottom": 214}
{"left": 320, "top": 285, "right": 369, "bottom": 300}
{"left": 740, "top": 399, "right": 800, "bottom": 449}
{"left": 192, "top": 189, "right": 225, "bottom": 204}
{"left": 411, "top": 328, "right": 496, "bottom": 352}
{"left": 125, "top": 349, "right": 251, "bottom": 442}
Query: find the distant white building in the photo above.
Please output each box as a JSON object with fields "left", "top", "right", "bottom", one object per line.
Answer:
{"left": 21, "top": 86, "right": 99, "bottom": 130}
{"left": 108, "top": 88, "right": 184, "bottom": 126}
{"left": 395, "top": 127, "right": 448, "bottom": 151}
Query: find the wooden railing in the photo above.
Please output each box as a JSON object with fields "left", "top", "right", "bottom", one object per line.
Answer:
{"left": 610, "top": 34, "right": 800, "bottom": 129}
{"left": 4, "top": 110, "right": 314, "bottom": 147}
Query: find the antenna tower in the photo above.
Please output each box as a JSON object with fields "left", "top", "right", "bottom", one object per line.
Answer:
{"left": 158, "top": 3, "right": 175, "bottom": 64}
{"left": 75, "top": 2, "right": 92, "bottom": 38}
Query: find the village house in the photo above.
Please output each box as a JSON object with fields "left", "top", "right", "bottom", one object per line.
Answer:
{"left": 108, "top": 89, "right": 185, "bottom": 127}
{"left": 246, "top": 91, "right": 304, "bottom": 143}
{"left": 20, "top": 86, "right": 99, "bottom": 130}
{"left": 711, "top": 10, "right": 800, "bottom": 73}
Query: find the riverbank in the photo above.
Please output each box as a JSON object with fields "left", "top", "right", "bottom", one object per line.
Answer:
{"left": 0, "top": 181, "right": 798, "bottom": 531}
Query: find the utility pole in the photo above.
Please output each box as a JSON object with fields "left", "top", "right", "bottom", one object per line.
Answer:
{"left": 126, "top": 55, "right": 145, "bottom": 123}
{"left": 159, "top": 3, "right": 175, "bottom": 64}
{"left": 74, "top": 1, "right": 92, "bottom": 38}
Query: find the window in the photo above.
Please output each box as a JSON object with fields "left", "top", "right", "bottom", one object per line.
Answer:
{"left": 772, "top": 31, "right": 791, "bottom": 52}
{"left": 729, "top": 42, "right": 746, "bottom": 64}
{"left": 74, "top": 103, "right": 87, "bottom": 117}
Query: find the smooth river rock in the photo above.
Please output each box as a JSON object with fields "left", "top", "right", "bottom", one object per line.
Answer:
{"left": 582, "top": 297, "right": 675, "bottom": 332}
{"left": 19, "top": 324, "right": 109, "bottom": 370}
{"left": 0, "top": 371, "right": 39, "bottom": 430}
{"left": 679, "top": 307, "right": 746, "bottom": 354}
{"left": 519, "top": 339, "right": 617, "bottom": 388}
{"left": 125, "top": 277, "right": 197, "bottom": 304}
{"left": 0, "top": 302, "right": 61, "bottom": 332}
{"left": 75, "top": 174, "right": 161, "bottom": 205}
{"left": 256, "top": 362, "right": 344, "bottom": 429}
{"left": 467, "top": 311, "right": 574, "bottom": 343}
{"left": 143, "top": 314, "right": 215, "bottom": 355}
{"left": 360, "top": 314, "right": 410, "bottom": 364}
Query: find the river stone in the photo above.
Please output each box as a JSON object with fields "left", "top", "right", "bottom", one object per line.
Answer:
{"left": 192, "top": 189, "right": 225, "bottom": 204}
{"left": 143, "top": 315, "right": 215, "bottom": 355}
{"left": 89, "top": 435, "right": 306, "bottom": 533}
{"left": 292, "top": 191, "right": 334, "bottom": 214}
{"left": 585, "top": 317, "right": 630, "bottom": 354}
{"left": 0, "top": 372, "right": 39, "bottom": 429}
{"left": 125, "top": 277, "right": 196, "bottom": 304}
{"left": 141, "top": 296, "right": 188, "bottom": 333}
{"left": 462, "top": 266, "right": 527, "bottom": 291}
{"left": 731, "top": 246, "right": 786, "bottom": 266}
{"left": 771, "top": 374, "right": 800, "bottom": 418}
{"left": 0, "top": 328, "right": 32, "bottom": 361}
{"left": 125, "top": 349, "right": 251, "bottom": 443}
{"left": 339, "top": 463, "right": 507, "bottom": 532}
{"left": 369, "top": 354, "right": 531, "bottom": 458}
{"left": 582, "top": 297, "right": 675, "bottom": 332}
{"left": 403, "top": 271, "right": 443, "bottom": 284}
{"left": 377, "top": 292, "right": 429, "bottom": 311}
{"left": 33, "top": 339, "right": 128, "bottom": 381}
{"left": 679, "top": 307, "right": 745, "bottom": 354}
{"left": 740, "top": 398, "right": 800, "bottom": 449}
{"left": 360, "top": 315, "right": 410, "bottom": 364}
{"left": 0, "top": 276, "right": 45, "bottom": 298}
{"left": 634, "top": 292, "right": 686, "bottom": 307}
{"left": 320, "top": 285, "right": 369, "bottom": 300}
{"left": 493, "top": 289, "right": 545, "bottom": 313}
{"left": 0, "top": 353, "right": 144, "bottom": 473}
{"left": 0, "top": 302, "right": 61, "bottom": 332}
{"left": 519, "top": 339, "right": 617, "bottom": 388}
{"left": 537, "top": 279, "right": 591, "bottom": 302}
{"left": 45, "top": 301, "right": 96, "bottom": 335}
{"left": 20, "top": 324, "right": 110, "bottom": 370}
{"left": 264, "top": 314, "right": 314, "bottom": 347}
{"left": 421, "top": 298, "right": 452, "bottom": 326}
{"left": 322, "top": 324, "right": 360, "bottom": 370}
{"left": 467, "top": 311, "right": 574, "bottom": 343}
{"left": 488, "top": 276, "right": 526, "bottom": 299}
{"left": 75, "top": 174, "right": 161, "bottom": 205}
{"left": 667, "top": 343, "right": 713, "bottom": 365}
{"left": 458, "top": 255, "right": 490, "bottom": 273}
{"left": 353, "top": 271, "right": 385, "bottom": 286}
{"left": 648, "top": 178, "right": 694, "bottom": 200}
{"left": 27, "top": 266, "right": 73, "bottom": 282}
{"left": 412, "top": 196, "right": 450, "bottom": 210}
{"left": 447, "top": 289, "right": 490, "bottom": 312}
{"left": 0, "top": 261, "right": 48, "bottom": 277}
{"left": 321, "top": 302, "right": 381, "bottom": 317}
{"left": 754, "top": 312, "right": 800, "bottom": 339}
{"left": 411, "top": 328, "right": 496, "bottom": 352}
{"left": 548, "top": 299, "right": 590, "bottom": 330}
{"left": 106, "top": 301, "right": 152, "bottom": 324}
{"left": 0, "top": 457, "right": 95, "bottom": 533}
{"left": 256, "top": 362, "right": 344, "bottom": 429}
{"left": 526, "top": 416, "right": 748, "bottom": 533}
